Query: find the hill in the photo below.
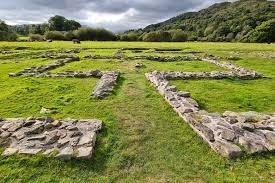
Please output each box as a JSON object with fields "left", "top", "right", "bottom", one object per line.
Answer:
{"left": 122, "top": 0, "right": 275, "bottom": 42}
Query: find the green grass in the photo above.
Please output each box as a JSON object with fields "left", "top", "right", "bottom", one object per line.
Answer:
{"left": 0, "top": 41, "right": 274, "bottom": 183}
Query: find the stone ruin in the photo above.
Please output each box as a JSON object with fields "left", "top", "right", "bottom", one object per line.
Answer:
{"left": 92, "top": 71, "right": 119, "bottom": 99}
{"left": 8, "top": 55, "right": 119, "bottom": 99}
{"left": 146, "top": 58, "right": 274, "bottom": 159}
{"left": 0, "top": 117, "right": 102, "bottom": 159}
{"left": 5, "top": 51, "right": 274, "bottom": 159}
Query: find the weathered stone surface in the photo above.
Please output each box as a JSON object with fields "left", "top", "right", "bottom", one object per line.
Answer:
{"left": 2, "top": 148, "right": 18, "bottom": 156}
{"left": 0, "top": 117, "right": 102, "bottom": 159}
{"left": 25, "top": 123, "right": 44, "bottom": 135}
{"left": 56, "top": 147, "right": 74, "bottom": 159}
{"left": 220, "top": 130, "right": 236, "bottom": 142}
{"left": 241, "top": 123, "right": 255, "bottom": 132}
{"left": 78, "top": 132, "right": 96, "bottom": 146}
{"left": 19, "top": 148, "right": 42, "bottom": 155}
{"left": 92, "top": 71, "right": 119, "bottom": 99}
{"left": 27, "top": 134, "right": 46, "bottom": 141}
{"left": 212, "top": 140, "right": 243, "bottom": 159}
{"left": 77, "top": 146, "right": 93, "bottom": 159}
{"left": 239, "top": 136, "right": 267, "bottom": 153}
{"left": 0, "top": 131, "right": 11, "bottom": 138}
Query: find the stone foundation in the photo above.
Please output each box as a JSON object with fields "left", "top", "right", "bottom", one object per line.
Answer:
{"left": 0, "top": 117, "right": 102, "bottom": 159}
{"left": 8, "top": 56, "right": 119, "bottom": 99}
{"left": 146, "top": 69, "right": 274, "bottom": 159}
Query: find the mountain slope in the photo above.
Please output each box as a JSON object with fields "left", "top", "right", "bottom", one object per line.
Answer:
{"left": 130, "top": 0, "right": 275, "bottom": 42}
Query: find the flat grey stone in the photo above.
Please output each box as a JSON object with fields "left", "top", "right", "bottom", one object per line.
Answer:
{"left": 0, "top": 131, "right": 11, "bottom": 138}
{"left": 77, "top": 147, "right": 93, "bottom": 159}
{"left": 2, "top": 148, "right": 18, "bottom": 156}
{"left": 52, "top": 120, "right": 62, "bottom": 127}
{"left": 241, "top": 123, "right": 255, "bottom": 132}
{"left": 213, "top": 140, "right": 243, "bottom": 159}
{"left": 18, "top": 148, "right": 42, "bottom": 155}
{"left": 57, "top": 138, "right": 70, "bottom": 148}
{"left": 25, "top": 124, "right": 44, "bottom": 135}
{"left": 220, "top": 130, "right": 236, "bottom": 142}
{"left": 56, "top": 147, "right": 74, "bottom": 159}
{"left": 78, "top": 132, "right": 96, "bottom": 146}
{"left": 27, "top": 135, "right": 46, "bottom": 141}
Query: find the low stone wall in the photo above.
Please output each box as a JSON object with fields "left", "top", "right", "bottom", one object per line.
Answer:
{"left": 32, "top": 54, "right": 79, "bottom": 59}
{"left": 83, "top": 55, "right": 199, "bottom": 62}
{"left": 203, "top": 57, "right": 261, "bottom": 76}
{"left": 26, "top": 70, "right": 103, "bottom": 78}
{"left": 0, "top": 117, "right": 102, "bottom": 159}
{"left": 9, "top": 56, "right": 80, "bottom": 77}
{"left": 92, "top": 71, "right": 119, "bottom": 99}
{"left": 146, "top": 71, "right": 274, "bottom": 159}
{"left": 157, "top": 71, "right": 262, "bottom": 80}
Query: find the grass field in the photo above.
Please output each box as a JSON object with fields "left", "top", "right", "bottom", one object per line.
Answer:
{"left": 0, "top": 41, "right": 274, "bottom": 183}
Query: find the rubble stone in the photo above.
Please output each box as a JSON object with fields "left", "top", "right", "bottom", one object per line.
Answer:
{"left": 0, "top": 117, "right": 102, "bottom": 159}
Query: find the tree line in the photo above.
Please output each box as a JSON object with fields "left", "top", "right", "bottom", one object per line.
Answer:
{"left": 1, "top": 15, "right": 117, "bottom": 42}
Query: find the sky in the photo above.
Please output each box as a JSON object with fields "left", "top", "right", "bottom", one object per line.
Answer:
{"left": 1, "top": 0, "right": 232, "bottom": 32}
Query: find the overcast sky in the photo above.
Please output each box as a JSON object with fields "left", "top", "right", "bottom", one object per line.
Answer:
{"left": 1, "top": 0, "right": 232, "bottom": 32}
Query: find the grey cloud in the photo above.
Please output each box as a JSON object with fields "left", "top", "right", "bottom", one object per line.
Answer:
{"left": 0, "top": 0, "right": 232, "bottom": 31}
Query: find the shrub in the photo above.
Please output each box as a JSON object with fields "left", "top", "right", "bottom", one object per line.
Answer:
{"left": 73, "top": 27, "right": 116, "bottom": 41}
{"left": 0, "top": 31, "right": 18, "bottom": 41}
{"left": 29, "top": 34, "right": 44, "bottom": 41}
{"left": 45, "top": 31, "right": 66, "bottom": 40}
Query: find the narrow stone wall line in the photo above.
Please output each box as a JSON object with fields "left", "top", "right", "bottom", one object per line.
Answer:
{"left": 83, "top": 55, "right": 200, "bottom": 62}
{"left": 9, "top": 56, "right": 80, "bottom": 77}
{"left": 202, "top": 57, "right": 262, "bottom": 76}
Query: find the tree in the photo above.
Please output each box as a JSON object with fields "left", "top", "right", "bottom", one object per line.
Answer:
{"left": 242, "top": 19, "right": 275, "bottom": 43}
{"left": 0, "top": 20, "right": 17, "bottom": 41}
{"left": 48, "top": 15, "right": 66, "bottom": 31}
{"left": 0, "top": 20, "right": 9, "bottom": 32}
{"left": 48, "top": 15, "right": 81, "bottom": 31}
{"left": 65, "top": 20, "right": 81, "bottom": 31}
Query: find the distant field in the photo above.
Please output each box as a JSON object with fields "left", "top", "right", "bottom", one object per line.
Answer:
{"left": 0, "top": 41, "right": 274, "bottom": 182}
